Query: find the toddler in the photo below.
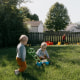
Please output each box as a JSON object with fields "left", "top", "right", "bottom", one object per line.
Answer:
{"left": 15, "top": 35, "right": 28, "bottom": 75}
{"left": 36, "top": 42, "right": 49, "bottom": 60}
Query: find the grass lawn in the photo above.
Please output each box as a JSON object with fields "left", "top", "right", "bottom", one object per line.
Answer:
{"left": 0, "top": 45, "right": 80, "bottom": 80}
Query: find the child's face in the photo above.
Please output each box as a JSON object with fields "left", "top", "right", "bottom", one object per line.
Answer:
{"left": 23, "top": 40, "right": 28, "bottom": 45}
{"left": 21, "top": 38, "right": 28, "bottom": 45}
{"left": 41, "top": 46, "right": 47, "bottom": 52}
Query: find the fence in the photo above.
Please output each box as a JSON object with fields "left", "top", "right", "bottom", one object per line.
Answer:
{"left": 0, "top": 31, "right": 80, "bottom": 47}
{"left": 28, "top": 32, "right": 44, "bottom": 45}
{"left": 0, "top": 31, "right": 44, "bottom": 47}
{"left": 44, "top": 31, "right": 80, "bottom": 44}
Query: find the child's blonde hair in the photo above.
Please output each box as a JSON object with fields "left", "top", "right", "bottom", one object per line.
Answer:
{"left": 19, "top": 34, "right": 28, "bottom": 42}
{"left": 41, "top": 42, "right": 47, "bottom": 48}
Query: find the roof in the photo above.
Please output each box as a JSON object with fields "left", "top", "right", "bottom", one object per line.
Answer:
{"left": 24, "top": 21, "right": 43, "bottom": 27}
{"left": 65, "top": 24, "right": 78, "bottom": 31}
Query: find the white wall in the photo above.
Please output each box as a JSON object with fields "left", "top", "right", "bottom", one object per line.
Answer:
{"left": 70, "top": 27, "right": 75, "bottom": 32}
{"left": 70, "top": 27, "right": 80, "bottom": 32}
{"left": 29, "top": 27, "right": 38, "bottom": 32}
{"left": 38, "top": 22, "right": 44, "bottom": 32}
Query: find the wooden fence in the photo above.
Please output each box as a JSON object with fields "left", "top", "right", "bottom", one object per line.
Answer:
{"left": 28, "top": 32, "right": 44, "bottom": 45}
{"left": 0, "top": 31, "right": 80, "bottom": 47}
{"left": 44, "top": 31, "right": 80, "bottom": 44}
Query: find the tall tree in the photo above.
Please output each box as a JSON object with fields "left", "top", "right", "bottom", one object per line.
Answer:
{"left": 31, "top": 14, "right": 39, "bottom": 21}
{"left": 45, "top": 2, "right": 70, "bottom": 31}
{"left": 19, "top": 7, "right": 39, "bottom": 21}
{"left": 0, "top": 4, "right": 28, "bottom": 47}
{"left": 0, "top": 0, "right": 31, "bottom": 5}
{"left": 19, "top": 7, "right": 31, "bottom": 18}
{"left": 0, "top": 0, "right": 31, "bottom": 47}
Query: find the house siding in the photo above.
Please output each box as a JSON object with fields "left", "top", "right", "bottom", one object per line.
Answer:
{"left": 71, "top": 28, "right": 80, "bottom": 32}
{"left": 38, "top": 23, "right": 43, "bottom": 32}
{"left": 29, "top": 26, "right": 38, "bottom": 32}
{"left": 65, "top": 24, "right": 80, "bottom": 32}
{"left": 67, "top": 27, "right": 80, "bottom": 32}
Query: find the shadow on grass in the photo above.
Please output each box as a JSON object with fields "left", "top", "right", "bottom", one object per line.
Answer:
{"left": 0, "top": 47, "right": 46, "bottom": 80}
{"left": 21, "top": 72, "right": 38, "bottom": 80}
{"left": 1, "top": 61, "right": 7, "bottom": 67}
{"left": 30, "top": 46, "right": 77, "bottom": 69}
{"left": 46, "top": 46, "right": 79, "bottom": 68}
{"left": 47, "top": 46, "right": 80, "bottom": 66}
{"left": 59, "top": 58, "right": 80, "bottom": 65}
{"left": 0, "top": 46, "right": 80, "bottom": 80}
{"left": 20, "top": 63, "right": 45, "bottom": 80}
{"left": 70, "top": 59, "right": 80, "bottom": 65}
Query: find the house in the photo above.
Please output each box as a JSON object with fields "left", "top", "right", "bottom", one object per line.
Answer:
{"left": 65, "top": 23, "right": 80, "bottom": 32}
{"left": 24, "top": 21, "right": 44, "bottom": 32}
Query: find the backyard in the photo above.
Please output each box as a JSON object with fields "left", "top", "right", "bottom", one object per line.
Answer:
{"left": 0, "top": 45, "right": 80, "bottom": 80}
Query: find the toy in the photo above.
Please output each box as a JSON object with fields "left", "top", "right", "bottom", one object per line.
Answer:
{"left": 42, "top": 59, "right": 50, "bottom": 65}
{"left": 77, "top": 42, "right": 80, "bottom": 45}
{"left": 46, "top": 41, "right": 53, "bottom": 46}
{"left": 27, "top": 48, "right": 50, "bottom": 67}
{"left": 27, "top": 48, "right": 41, "bottom": 62}
{"left": 36, "top": 62, "right": 42, "bottom": 67}
{"left": 36, "top": 59, "right": 50, "bottom": 67}
{"left": 58, "top": 42, "right": 61, "bottom": 45}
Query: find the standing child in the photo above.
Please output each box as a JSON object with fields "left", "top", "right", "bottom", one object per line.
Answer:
{"left": 36, "top": 42, "right": 49, "bottom": 60}
{"left": 15, "top": 35, "right": 28, "bottom": 75}
{"left": 62, "top": 34, "right": 66, "bottom": 44}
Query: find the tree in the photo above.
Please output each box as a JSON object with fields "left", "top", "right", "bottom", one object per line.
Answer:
{"left": 0, "top": 0, "right": 31, "bottom": 47}
{"left": 0, "top": 1, "right": 30, "bottom": 34}
{"left": 19, "top": 7, "right": 32, "bottom": 20}
{"left": 45, "top": 2, "right": 70, "bottom": 31}
{"left": 31, "top": 14, "right": 39, "bottom": 21}
{"left": 0, "top": 5, "right": 27, "bottom": 31}
{"left": 0, "top": 0, "right": 31, "bottom": 5}
{"left": 0, "top": 4, "right": 28, "bottom": 47}
{"left": 19, "top": 7, "right": 39, "bottom": 21}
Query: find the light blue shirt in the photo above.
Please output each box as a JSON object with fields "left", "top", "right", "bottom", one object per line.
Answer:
{"left": 16, "top": 43, "right": 26, "bottom": 61}
{"left": 36, "top": 48, "right": 49, "bottom": 58}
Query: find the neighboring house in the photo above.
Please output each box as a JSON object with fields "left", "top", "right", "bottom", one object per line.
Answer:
{"left": 24, "top": 21, "right": 44, "bottom": 32}
{"left": 65, "top": 23, "right": 80, "bottom": 32}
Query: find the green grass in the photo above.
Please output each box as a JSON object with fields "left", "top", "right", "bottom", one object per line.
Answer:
{"left": 0, "top": 45, "right": 80, "bottom": 80}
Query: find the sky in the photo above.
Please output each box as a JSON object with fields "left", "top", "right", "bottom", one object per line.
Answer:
{"left": 20, "top": 0, "right": 80, "bottom": 23}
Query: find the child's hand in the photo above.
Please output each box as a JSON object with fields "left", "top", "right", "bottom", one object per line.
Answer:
{"left": 39, "top": 56, "right": 45, "bottom": 60}
{"left": 42, "top": 56, "right": 45, "bottom": 59}
{"left": 48, "top": 57, "right": 50, "bottom": 60}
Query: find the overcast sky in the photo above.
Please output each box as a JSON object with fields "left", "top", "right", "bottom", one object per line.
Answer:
{"left": 20, "top": 0, "right": 80, "bottom": 23}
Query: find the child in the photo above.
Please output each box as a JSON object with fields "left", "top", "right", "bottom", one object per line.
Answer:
{"left": 62, "top": 34, "right": 66, "bottom": 44}
{"left": 36, "top": 42, "right": 49, "bottom": 60}
{"left": 15, "top": 35, "right": 28, "bottom": 75}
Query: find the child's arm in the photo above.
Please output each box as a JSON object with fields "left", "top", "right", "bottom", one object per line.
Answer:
{"left": 36, "top": 50, "right": 41, "bottom": 57}
{"left": 45, "top": 50, "right": 49, "bottom": 59}
{"left": 36, "top": 50, "right": 45, "bottom": 59}
{"left": 20, "top": 46, "right": 25, "bottom": 62}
